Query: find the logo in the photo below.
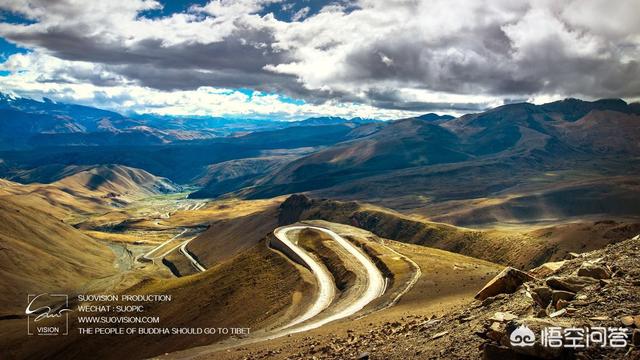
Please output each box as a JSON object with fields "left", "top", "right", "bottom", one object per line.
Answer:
{"left": 26, "top": 293, "right": 71, "bottom": 336}
{"left": 510, "top": 325, "right": 536, "bottom": 347}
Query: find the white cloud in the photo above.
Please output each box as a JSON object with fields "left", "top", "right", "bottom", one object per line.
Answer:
{"left": 0, "top": 50, "right": 427, "bottom": 119}
{"left": 0, "top": 0, "right": 638, "bottom": 117}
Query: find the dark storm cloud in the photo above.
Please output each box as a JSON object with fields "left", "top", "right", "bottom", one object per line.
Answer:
{"left": 2, "top": 20, "right": 311, "bottom": 93}
{"left": 340, "top": 15, "right": 640, "bottom": 101}
{"left": 1, "top": 0, "right": 639, "bottom": 113}
{"left": 2, "top": 14, "right": 367, "bottom": 103}
{"left": 364, "top": 88, "right": 489, "bottom": 112}
{"left": 343, "top": 24, "right": 544, "bottom": 96}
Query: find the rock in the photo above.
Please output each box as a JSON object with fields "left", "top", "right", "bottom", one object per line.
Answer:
{"left": 589, "top": 316, "right": 610, "bottom": 321}
{"left": 577, "top": 262, "right": 611, "bottom": 279}
{"left": 486, "top": 322, "right": 504, "bottom": 341}
{"left": 460, "top": 315, "right": 477, "bottom": 322}
{"left": 633, "top": 329, "right": 640, "bottom": 347}
{"left": 431, "top": 331, "right": 449, "bottom": 340}
{"left": 475, "top": 267, "right": 537, "bottom": 301}
{"left": 474, "top": 325, "right": 489, "bottom": 338}
{"left": 635, "top": 316, "right": 640, "bottom": 328}
{"left": 565, "top": 252, "right": 583, "bottom": 260}
{"left": 531, "top": 287, "right": 553, "bottom": 307}
{"left": 482, "top": 343, "right": 521, "bottom": 360}
{"left": 599, "top": 279, "right": 610, "bottom": 287}
{"left": 551, "top": 290, "right": 575, "bottom": 305}
{"left": 356, "top": 352, "right": 370, "bottom": 360}
{"left": 549, "top": 308, "right": 567, "bottom": 318}
{"left": 530, "top": 260, "right": 567, "bottom": 278}
{"left": 481, "top": 294, "right": 506, "bottom": 306}
{"left": 555, "top": 299, "right": 570, "bottom": 310}
{"left": 546, "top": 276, "right": 599, "bottom": 293}
{"left": 491, "top": 312, "right": 518, "bottom": 322}
{"left": 621, "top": 316, "right": 635, "bottom": 326}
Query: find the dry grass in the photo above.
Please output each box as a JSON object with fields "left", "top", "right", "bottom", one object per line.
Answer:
{"left": 0, "top": 197, "right": 116, "bottom": 315}
{"left": 0, "top": 242, "right": 311, "bottom": 360}
{"left": 202, "top": 222, "right": 504, "bottom": 360}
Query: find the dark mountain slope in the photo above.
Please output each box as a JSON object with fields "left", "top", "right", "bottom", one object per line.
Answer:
{"left": 237, "top": 99, "right": 640, "bottom": 224}
{"left": 0, "top": 120, "right": 381, "bottom": 183}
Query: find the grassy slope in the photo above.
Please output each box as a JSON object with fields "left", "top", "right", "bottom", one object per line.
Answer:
{"left": 186, "top": 200, "right": 281, "bottom": 267}
{"left": 0, "top": 197, "right": 115, "bottom": 315}
{"left": 1, "top": 242, "right": 312, "bottom": 360}
{"left": 0, "top": 164, "right": 179, "bottom": 222}
{"left": 205, "top": 224, "right": 504, "bottom": 360}
{"left": 280, "top": 195, "right": 639, "bottom": 270}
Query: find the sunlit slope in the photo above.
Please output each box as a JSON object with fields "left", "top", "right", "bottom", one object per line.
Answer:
{"left": 0, "top": 197, "right": 115, "bottom": 315}
{"left": 0, "top": 242, "right": 311, "bottom": 360}
{"left": 239, "top": 99, "right": 640, "bottom": 225}
{"left": 0, "top": 164, "right": 179, "bottom": 220}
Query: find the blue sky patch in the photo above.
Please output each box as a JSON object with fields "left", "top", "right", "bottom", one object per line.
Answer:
{"left": 0, "top": 38, "right": 28, "bottom": 61}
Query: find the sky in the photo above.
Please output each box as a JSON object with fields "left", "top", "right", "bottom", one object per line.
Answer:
{"left": 0, "top": 0, "right": 638, "bottom": 120}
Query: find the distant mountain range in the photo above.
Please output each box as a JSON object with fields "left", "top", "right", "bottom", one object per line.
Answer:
{"left": 230, "top": 98, "right": 640, "bottom": 225}
{"left": 1, "top": 94, "right": 639, "bottom": 225}
{"left": 0, "top": 93, "right": 389, "bottom": 183}
{"left": 0, "top": 93, "right": 382, "bottom": 149}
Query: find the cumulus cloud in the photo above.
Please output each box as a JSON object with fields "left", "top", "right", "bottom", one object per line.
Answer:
{"left": 0, "top": 0, "right": 638, "bottom": 117}
{"left": 0, "top": 51, "right": 426, "bottom": 119}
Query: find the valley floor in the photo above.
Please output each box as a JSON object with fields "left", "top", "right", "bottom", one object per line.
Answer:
{"left": 1, "top": 187, "right": 639, "bottom": 360}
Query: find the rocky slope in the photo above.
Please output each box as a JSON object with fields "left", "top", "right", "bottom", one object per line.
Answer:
{"left": 240, "top": 99, "right": 640, "bottom": 226}
{"left": 277, "top": 195, "right": 640, "bottom": 270}
{"left": 244, "top": 234, "right": 640, "bottom": 359}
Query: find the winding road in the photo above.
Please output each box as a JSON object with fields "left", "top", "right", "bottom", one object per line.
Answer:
{"left": 179, "top": 240, "right": 206, "bottom": 272}
{"left": 140, "top": 228, "right": 188, "bottom": 261}
{"left": 164, "top": 223, "right": 419, "bottom": 359}
{"left": 272, "top": 225, "right": 386, "bottom": 335}
{"left": 138, "top": 228, "right": 206, "bottom": 272}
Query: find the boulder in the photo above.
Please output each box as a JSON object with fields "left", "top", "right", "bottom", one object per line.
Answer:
{"left": 475, "top": 267, "right": 537, "bottom": 301}
{"left": 486, "top": 322, "right": 505, "bottom": 341}
{"left": 633, "top": 329, "right": 640, "bottom": 347}
{"left": 491, "top": 312, "right": 518, "bottom": 322}
{"left": 531, "top": 286, "right": 553, "bottom": 307}
{"left": 621, "top": 316, "right": 634, "bottom": 326}
{"left": 555, "top": 299, "right": 570, "bottom": 310}
{"left": 551, "top": 290, "right": 575, "bottom": 305}
{"left": 577, "top": 262, "right": 611, "bottom": 279}
{"left": 530, "top": 260, "right": 567, "bottom": 278}
{"left": 546, "top": 276, "right": 599, "bottom": 293}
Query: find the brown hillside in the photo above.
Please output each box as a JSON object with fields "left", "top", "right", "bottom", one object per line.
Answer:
{"left": 278, "top": 195, "right": 639, "bottom": 270}
{"left": 0, "top": 197, "right": 115, "bottom": 315}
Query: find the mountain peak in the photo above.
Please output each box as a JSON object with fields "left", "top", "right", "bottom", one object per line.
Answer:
{"left": 541, "top": 97, "right": 635, "bottom": 121}
{"left": 415, "top": 113, "right": 455, "bottom": 122}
